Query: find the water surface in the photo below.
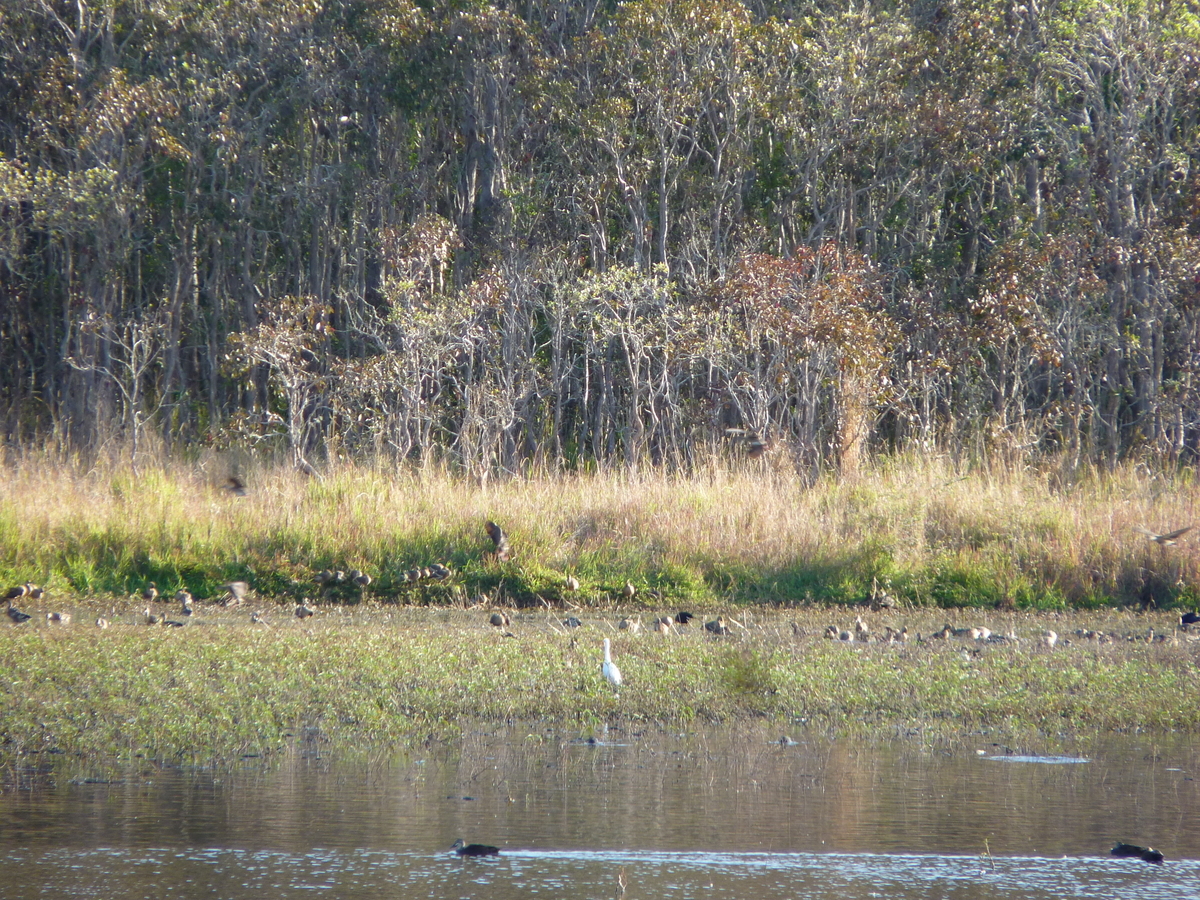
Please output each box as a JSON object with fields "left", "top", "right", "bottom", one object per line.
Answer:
{"left": 3, "top": 726, "right": 1198, "bottom": 898}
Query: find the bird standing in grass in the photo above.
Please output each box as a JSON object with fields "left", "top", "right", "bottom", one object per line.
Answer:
{"left": 222, "top": 581, "right": 249, "bottom": 606}
{"left": 602, "top": 638, "right": 622, "bottom": 693}
{"left": 142, "top": 583, "right": 158, "bottom": 603}
{"left": 485, "top": 520, "right": 511, "bottom": 561}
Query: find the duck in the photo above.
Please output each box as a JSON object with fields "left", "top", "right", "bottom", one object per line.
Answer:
{"left": 451, "top": 838, "right": 500, "bottom": 857}
{"left": 674, "top": 611, "right": 695, "bottom": 625}
{"left": 295, "top": 602, "right": 315, "bottom": 619}
{"left": 1042, "top": 630, "right": 1058, "bottom": 648}
{"left": 564, "top": 575, "right": 580, "bottom": 592}
{"left": 46, "top": 611, "right": 71, "bottom": 624}
{"left": 485, "top": 521, "right": 511, "bottom": 561}
{"left": 5, "top": 584, "right": 29, "bottom": 602}
{"left": 654, "top": 617, "right": 672, "bottom": 634}
{"left": 27, "top": 585, "right": 45, "bottom": 600}
{"left": 622, "top": 582, "right": 636, "bottom": 600}
{"left": 1111, "top": 842, "right": 1164, "bottom": 864}
{"left": 142, "top": 583, "right": 159, "bottom": 603}
{"left": 705, "top": 616, "right": 730, "bottom": 635}
{"left": 563, "top": 616, "right": 583, "bottom": 628}
{"left": 617, "top": 617, "right": 641, "bottom": 634}
{"left": 95, "top": 617, "right": 110, "bottom": 629}
{"left": 489, "top": 612, "right": 510, "bottom": 628}
{"left": 7, "top": 602, "right": 32, "bottom": 623}
{"left": 222, "top": 581, "right": 249, "bottom": 606}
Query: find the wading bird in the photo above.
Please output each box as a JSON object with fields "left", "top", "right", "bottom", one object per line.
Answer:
{"left": 451, "top": 839, "right": 499, "bottom": 857}
{"left": 602, "top": 638, "right": 622, "bottom": 692}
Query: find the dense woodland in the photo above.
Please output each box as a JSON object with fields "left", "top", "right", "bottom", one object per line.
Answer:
{"left": 1, "top": 0, "right": 1198, "bottom": 475}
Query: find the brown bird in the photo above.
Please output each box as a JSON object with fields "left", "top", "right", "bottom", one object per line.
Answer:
{"left": 180, "top": 593, "right": 194, "bottom": 616}
{"left": 142, "top": 582, "right": 159, "bottom": 603}
{"left": 224, "top": 475, "right": 248, "bottom": 496}
{"left": 565, "top": 574, "right": 580, "bottom": 592}
{"left": 5, "top": 584, "right": 28, "bottom": 602}
{"left": 489, "top": 612, "right": 510, "bottom": 628}
{"left": 485, "top": 520, "right": 511, "bottom": 561}
{"left": 222, "top": 581, "right": 249, "bottom": 606}
{"left": 46, "top": 611, "right": 70, "bottom": 624}
{"left": 95, "top": 617, "right": 110, "bottom": 629}
{"left": 655, "top": 617, "right": 673, "bottom": 634}
{"left": 622, "top": 581, "right": 636, "bottom": 600}
{"left": 1134, "top": 525, "right": 1193, "bottom": 545}
{"left": 351, "top": 569, "right": 372, "bottom": 588}
{"left": 27, "top": 584, "right": 45, "bottom": 600}
{"left": 618, "top": 617, "right": 641, "bottom": 633}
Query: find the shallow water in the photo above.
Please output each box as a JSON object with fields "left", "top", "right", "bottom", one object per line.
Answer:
{"left": 3, "top": 726, "right": 1199, "bottom": 898}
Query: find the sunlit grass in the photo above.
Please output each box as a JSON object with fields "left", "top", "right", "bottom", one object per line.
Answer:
{"left": 0, "top": 453, "right": 1197, "bottom": 609}
{"left": 2, "top": 606, "right": 1199, "bottom": 769}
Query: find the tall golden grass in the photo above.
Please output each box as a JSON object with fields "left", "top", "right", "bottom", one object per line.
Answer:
{"left": 1, "top": 451, "right": 1197, "bottom": 609}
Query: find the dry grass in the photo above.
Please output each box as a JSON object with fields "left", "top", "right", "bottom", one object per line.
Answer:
{"left": 0, "top": 452, "right": 1197, "bottom": 609}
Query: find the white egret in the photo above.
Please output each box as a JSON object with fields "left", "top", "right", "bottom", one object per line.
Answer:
{"left": 602, "top": 638, "right": 622, "bottom": 691}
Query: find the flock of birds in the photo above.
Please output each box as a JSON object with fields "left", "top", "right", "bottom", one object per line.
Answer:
{"left": 8, "top": 508, "right": 1190, "bottom": 869}
{"left": 5, "top": 519, "right": 1197, "bottom": 656}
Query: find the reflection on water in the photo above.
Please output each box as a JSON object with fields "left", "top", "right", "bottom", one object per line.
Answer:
{"left": 3, "top": 726, "right": 1200, "bottom": 898}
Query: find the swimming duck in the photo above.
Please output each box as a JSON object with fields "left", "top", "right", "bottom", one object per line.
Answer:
{"left": 1111, "top": 842, "right": 1164, "bottom": 863}
{"left": 452, "top": 838, "right": 500, "bottom": 857}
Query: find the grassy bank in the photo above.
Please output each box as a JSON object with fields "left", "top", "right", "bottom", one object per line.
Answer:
{"left": 3, "top": 455, "right": 1200, "bottom": 770}
{"left": 2, "top": 606, "right": 1199, "bottom": 771}
{"left": 1, "top": 454, "right": 1198, "bottom": 611}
